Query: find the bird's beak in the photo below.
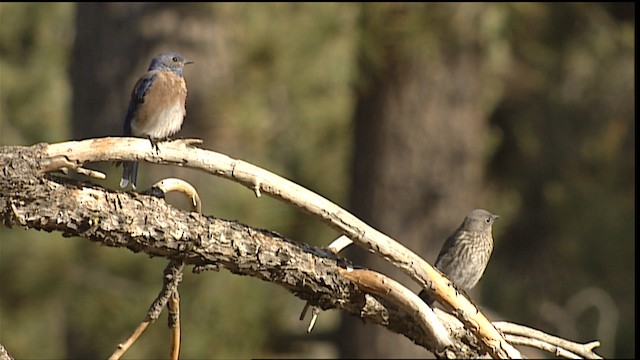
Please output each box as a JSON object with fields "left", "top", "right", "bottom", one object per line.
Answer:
{"left": 185, "top": 60, "right": 194, "bottom": 65}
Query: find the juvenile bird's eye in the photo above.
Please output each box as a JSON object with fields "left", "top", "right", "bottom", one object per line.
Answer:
{"left": 172, "top": 57, "right": 179, "bottom": 62}
{"left": 485, "top": 217, "right": 491, "bottom": 223}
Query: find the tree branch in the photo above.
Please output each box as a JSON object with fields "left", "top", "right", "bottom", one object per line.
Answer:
{"left": 1, "top": 140, "right": 603, "bottom": 358}
{"left": 2, "top": 142, "right": 463, "bottom": 357}
{"left": 43, "top": 137, "right": 521, "bottom": 357}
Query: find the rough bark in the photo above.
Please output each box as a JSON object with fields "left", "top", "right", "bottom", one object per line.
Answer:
{"left": 1, "top": 142, "right": 603, "bottom": 359}
{"left": 0, "top": 143, "right": 467, "bottom": 358}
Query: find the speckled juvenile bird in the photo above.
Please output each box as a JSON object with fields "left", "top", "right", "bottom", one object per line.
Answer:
{"left": 419, "top": 209, "right": 499, "bottom": 306}
{"left": 119, "top": 51, "right": 193, "bottom": 189}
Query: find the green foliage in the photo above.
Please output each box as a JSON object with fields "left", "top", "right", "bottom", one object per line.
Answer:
{"left": 484, "top": 3, "right": 634, "bottom": 358}
{"left": 0, "top": 3, "right": 73, "bottom": 145}
{"left": 0, "top": 3, "right": 634, "bottom": 358}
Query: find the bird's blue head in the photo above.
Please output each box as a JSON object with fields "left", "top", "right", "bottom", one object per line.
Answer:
{"left": 148, "top": 51, "right": 193, "bottom": 76}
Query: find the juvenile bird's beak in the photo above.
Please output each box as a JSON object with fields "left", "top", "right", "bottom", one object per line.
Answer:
{"left": 185, "top": 59, "right": 194, "bottom": 65}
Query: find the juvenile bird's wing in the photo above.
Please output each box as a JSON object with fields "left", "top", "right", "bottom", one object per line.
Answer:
{"left": 434, "top": 230, "right": 461, "bottom": 269}
{"left": 123, "top": 71, "right": 158, "bottom": 136}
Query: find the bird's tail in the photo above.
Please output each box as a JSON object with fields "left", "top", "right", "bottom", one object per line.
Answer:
{"left": 120, "top": 161, "right": 139, "bottom": 189}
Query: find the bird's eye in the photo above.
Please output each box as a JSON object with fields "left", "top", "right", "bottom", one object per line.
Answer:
{"left": 172, "top": 57, "right": 179, "bottom": 62}
{"left": 485, "top": 217, "right": 491, "bottom": 223}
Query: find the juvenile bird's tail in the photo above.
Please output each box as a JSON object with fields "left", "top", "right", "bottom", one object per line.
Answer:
{"left": 120, "top": 161, "right": 139, "bottom": 189}
{"left": 418, "top": 289, "right": 436, "bottom": 307}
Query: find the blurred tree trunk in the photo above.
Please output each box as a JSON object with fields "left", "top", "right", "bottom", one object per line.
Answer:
{"left": 338, "top": 4, "right": 506, "bottom": 358}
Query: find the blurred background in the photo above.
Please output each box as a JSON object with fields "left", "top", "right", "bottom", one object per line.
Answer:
{"left": 0, "top": 3, "right": 634, "bottom": 358}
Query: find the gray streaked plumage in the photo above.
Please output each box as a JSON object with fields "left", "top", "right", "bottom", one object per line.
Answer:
{"left": 419, "top": 209, "right": 498, "bottom": 306}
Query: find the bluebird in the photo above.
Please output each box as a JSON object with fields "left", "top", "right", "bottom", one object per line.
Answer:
{"left": 119, "top": 51, "right": 193, "bottom": 189}
{"left": 419, "top": 209, "right": 499, "bottom": 306}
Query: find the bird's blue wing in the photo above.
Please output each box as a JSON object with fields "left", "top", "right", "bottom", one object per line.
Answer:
{"left": 123, "top": 72, "right": 158, "bottom": 135}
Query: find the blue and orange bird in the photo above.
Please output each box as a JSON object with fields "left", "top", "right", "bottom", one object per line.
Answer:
{"left": 119, "top": 51, "right": 193, "bottom": 189}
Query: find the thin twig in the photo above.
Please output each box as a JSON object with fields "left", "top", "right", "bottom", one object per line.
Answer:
{"left": 109, "top": 322, "right": 152, "bottom": 360}
{"left": 109, "top": 178, "right": 198, "bottom": 360}
{"left": 39, "top": 155, "right": 106, "bottom": 179}
{"left": 168, "top": 271, "right": 182, "bottom": 360}
{"left": 108, "top": 260, "right": 185, "bottom": 360}
{"left": 495, "top": 321, "right": 602, "bottom": 359}
{"left": 504, "top": 334, "right": 581, "bottom": 359}
{"left": 299, "top": 235, "right": 354, "bottom": 333}
{"left": 152, "top": 178, "right": 200, "bottom": 360}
